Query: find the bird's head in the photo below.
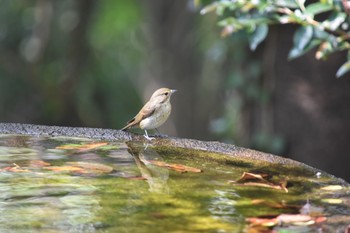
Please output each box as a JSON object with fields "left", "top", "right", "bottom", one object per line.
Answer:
{"left": 150, "top": 88, "right": 177, "bottom": 104}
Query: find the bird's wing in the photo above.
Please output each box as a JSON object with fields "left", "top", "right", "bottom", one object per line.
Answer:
{"left": 121, "top": 101, "right": 157, "bottom": 131}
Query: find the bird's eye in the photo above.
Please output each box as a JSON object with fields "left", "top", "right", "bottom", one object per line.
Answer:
{"left": 164, "top": 92, "right": 169, "bottom": 96}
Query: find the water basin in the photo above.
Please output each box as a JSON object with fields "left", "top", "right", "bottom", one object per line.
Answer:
{"left": 0, "top": 134, "right": 349, "bottom": 232}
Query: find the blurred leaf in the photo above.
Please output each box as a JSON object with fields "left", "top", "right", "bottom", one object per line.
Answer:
{"left": 289, "top": 39, "right": 320, "bottom": 60}
{"left": 200, "top": 2, "right": 218, "bottom": 15}
{"left": 294, "top": 25, "right": 314, "bottom": 51}
{"left": 231, "top": 180, "right": 288, "bottom": 192}
{"left": 275, "top": 0, "right": 299, "bottom": 8}
{"left": 44, "top": 166, "right": 85, "bottom": 173}
{"left": 45, "top": 162, "right": 113, "bottom": 174}
{"left": 56, "top": 142, "right": 108, "bottom": 152}
{"left": 336, "top": 60, "right": 350, "bottom": 77}
{"left": 249, "top": 24, "right": 268, "bottom": 50}
{"left": 247, "top": 217, "right": 277, "bottom": 227}
{"left": 66, "top": 162, "right": 114, "bottom": 173}
{"left": 247, "top": 214, "right": 326, "bottom": 227}
{"left": 288, "top": 25, "right": 321, "bottom": 59}
{"left": 235, "top": 172, "right": 268, "bottom": 182}
{"left": 0, "top": 163, "right": 30, "bottom": 173}
{"left": 305, "top": 3, "right": 333, "bottom": 17}
{"left": 324, "top": 12, "right": 347, "bottom": 30}
{"left": 229, "top": 172, "right": 288, "bottom": 192}
{"left": 29, "top": 160, "right": 51, "bottom": 168}
{"left": 296, "top": 0, "right": 306, "bottom": 11}
{"left": 147, "top": 160, "right": 202, "bottom": 173}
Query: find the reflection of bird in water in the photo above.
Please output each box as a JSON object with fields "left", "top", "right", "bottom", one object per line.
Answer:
{"left": 121, "top": 88, "right": 177, "bottom": 140}
{"left": 127, "top": 142, "right": 170, "bottom": 194}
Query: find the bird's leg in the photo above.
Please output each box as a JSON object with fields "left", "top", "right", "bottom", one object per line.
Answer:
{"left": 143, "top": 130, "right": 154, "bottom": 140}
{"left": 155, "top": 128, "right": 161, "bottom": 135}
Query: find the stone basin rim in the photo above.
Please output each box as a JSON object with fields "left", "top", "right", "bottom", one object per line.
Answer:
{"left": 0, "top": 123, "right": 344, "bottom": 183}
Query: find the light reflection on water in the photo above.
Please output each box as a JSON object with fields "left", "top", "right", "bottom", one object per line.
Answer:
{"left": 0, "top": 135, "right": 348, "bottom": 232}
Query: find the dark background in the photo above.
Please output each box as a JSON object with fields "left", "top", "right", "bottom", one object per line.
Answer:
{"left": 1, "top": 0, "right": 350, "bottom": 180}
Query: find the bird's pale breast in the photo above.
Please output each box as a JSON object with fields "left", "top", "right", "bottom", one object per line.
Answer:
{"left": 139, "top": 102, "right": 171, "bottom": 130}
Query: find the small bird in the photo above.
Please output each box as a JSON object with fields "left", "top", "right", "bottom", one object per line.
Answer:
{"left": 121, "top": 88, "right": 177, "bottom": 140}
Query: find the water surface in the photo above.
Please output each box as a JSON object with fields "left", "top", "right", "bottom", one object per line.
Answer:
{"left": 0, "top": 134, "right": 349, "bottom": 232}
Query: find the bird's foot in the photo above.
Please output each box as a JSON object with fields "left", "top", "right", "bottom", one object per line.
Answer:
{"left": 143, "top": 134, "right": 155, "bottom": 141}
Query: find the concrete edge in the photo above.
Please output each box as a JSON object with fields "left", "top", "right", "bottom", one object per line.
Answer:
{"left": 0, "top": 123, "right": 339, "bottom": 179}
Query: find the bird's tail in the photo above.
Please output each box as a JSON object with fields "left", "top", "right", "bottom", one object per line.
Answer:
{"left": 121, "top": 125, "right": 130, "bottom": 131}
{"left": 121, "top": 118, "right": 136, "bottom": 131}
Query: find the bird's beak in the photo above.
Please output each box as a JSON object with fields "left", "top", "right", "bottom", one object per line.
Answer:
{"left": 171, "top": 89, "right": 177, "bottom": 94}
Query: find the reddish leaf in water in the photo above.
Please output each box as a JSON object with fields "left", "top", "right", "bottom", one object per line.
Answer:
{"left": 0, "top": 163, "right": 30, "bottom": 173}
{"left": 147, "top": 160, "right": 202, "bottom": 173}
{"left": 44, "top": 166, "right": 85, "bottom": 173}
{"left": 235, "top": 172, "right": 269, "bottom": 182}
{"left": 247, "top": 217, "right": 278, "bottom": 227}
{"left": 247, "top": 214, "right": 327, "bottom": 227}
{"left": 234, "top": 181, "right": 288, "bottom": 193}
{"left": 276, "top": 214, "right": 313, "bottom": 224}
{"left": 66, "top": 162, "right": 113, "bottom": 173}
{"left": 56, "top": 142, "right": 108, "bottom": 152}
{"left": 0, "top": 163, "right": 30, "bottom": 172}
{"left": 29, "top": 160, "right": 51, "bottom": 168}
{"left": 44, "top": 162, "right": 113, "bottom": 175}
{"left": 315, "top": 216, "right": 327, "bottom": 223}
{"left": 229, "top": 172, "right": 288, "bottom": 193}
{"left": 125, "top": 176, "right": 147, "bottom": 180}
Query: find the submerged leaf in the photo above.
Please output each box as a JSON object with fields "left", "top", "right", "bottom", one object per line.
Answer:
{"left": 0, "top": 163, "right": 30, "bottom": 173}
{"left": 233, "top": 181, "right": 288, "bottom": 192}
{"left": 29, "top": 160, "right": 51, "bottom": 168}
{"left": 44, "top": 166, "right": 85, "bottom": 173}
{"left": 45, "top": 162, "right": 113, "bottom": 175}
{"left": 66, "top": 162, "right": 114, "bottom": 173}
{"left": 230, "top": 172, "right": 288, "bottom": 192}
{"left": 247, "top": 214, "right": 326, "bottom": 227}
{"left": 56, "top": 142, "right": 108, "bottom": 152}
{"left": 235, "top": 172, "right": 269, "bottom": 182}
{"left": 247, "top": 217, "right": 277, "bottom": 227}
{"left": 147, "top": 160, "right": 202, "bottom": 173}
